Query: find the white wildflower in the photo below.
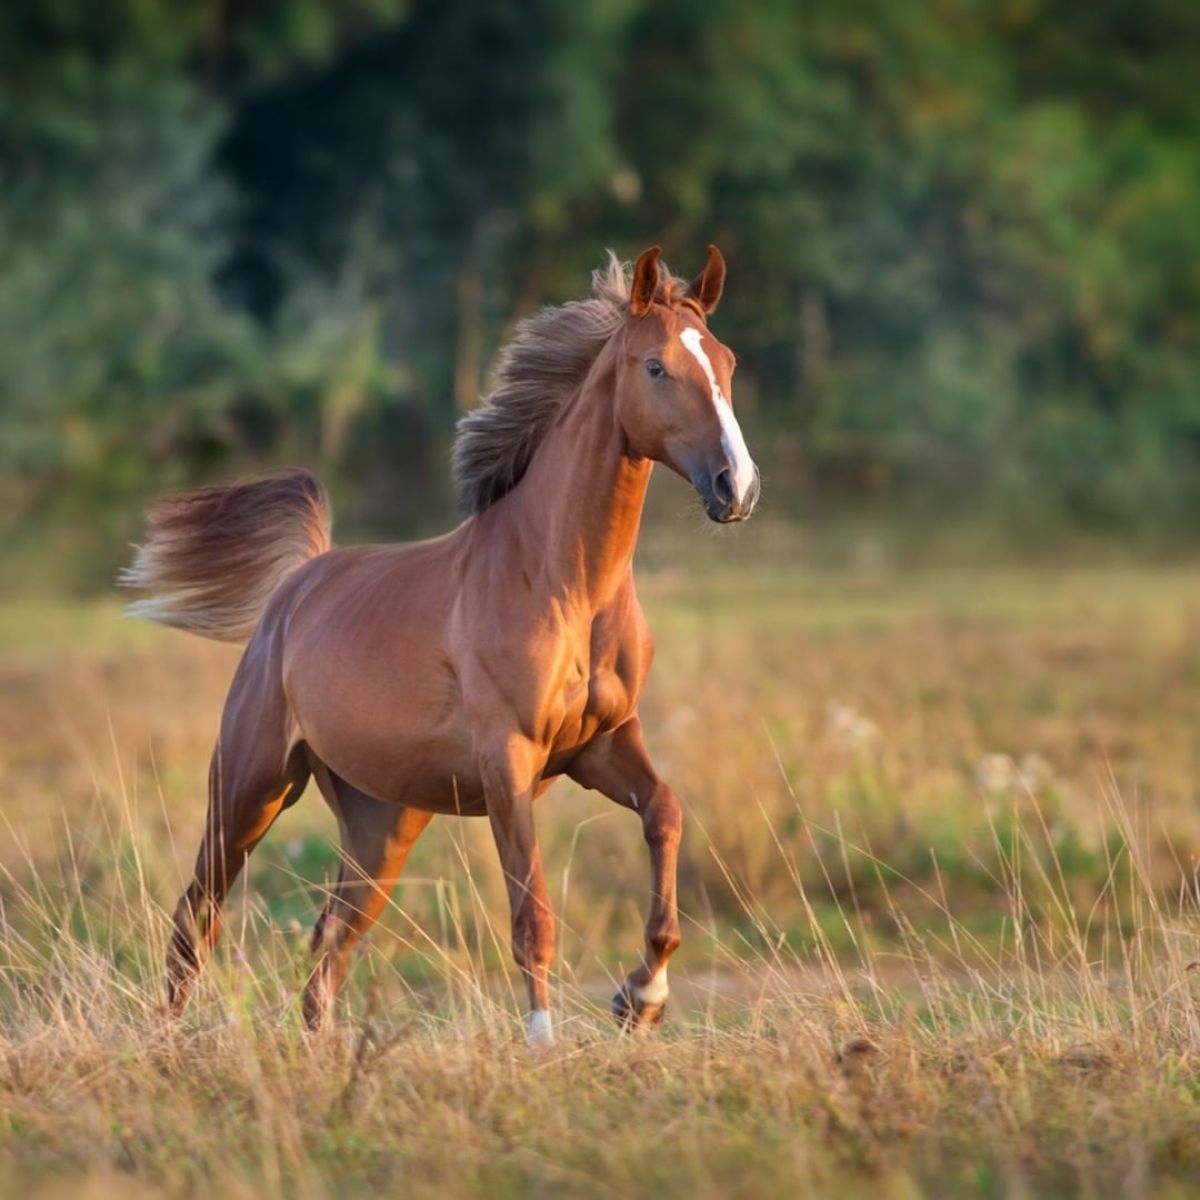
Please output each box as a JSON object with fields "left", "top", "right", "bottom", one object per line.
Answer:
{"left": 1017, "top": 752, "right": 1055, "bottom": 791}
{"left": 976, "top": 752, "right": 1055, "bottom": 793}
{"left": 976, "top": 753, "right": 1017, "bottom": 793}
{"left": 825, "top": 702, "right": 880, "bottom": 753}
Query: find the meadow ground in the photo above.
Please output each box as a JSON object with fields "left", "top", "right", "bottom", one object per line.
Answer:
{"left": 5, "top": 526, "right": 1200, "bottom": 1197}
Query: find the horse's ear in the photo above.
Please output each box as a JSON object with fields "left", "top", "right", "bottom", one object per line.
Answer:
{"left": 688, "top": 243, "right": 726, "bottom": 314}
{"left": 629, "top": 246, "right": 662, "bottom": 317}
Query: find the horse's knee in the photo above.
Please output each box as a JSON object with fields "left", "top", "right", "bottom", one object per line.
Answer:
{"left": 642, "top": 784, "right": 682, "bottom": 845}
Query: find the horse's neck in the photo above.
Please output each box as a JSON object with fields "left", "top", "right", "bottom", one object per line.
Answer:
{"left": 507, "top": 357, "right": 650, "bottom": 610}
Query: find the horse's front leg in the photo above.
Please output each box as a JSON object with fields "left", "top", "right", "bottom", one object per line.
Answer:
{"left": 568, "top": 718, "right": 682, "bottom": 1030}
{"left": 480, "top": 735, "right": 557, "bottom": 1047}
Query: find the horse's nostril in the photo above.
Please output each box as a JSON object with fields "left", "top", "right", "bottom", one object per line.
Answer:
{"left": 748, "top": 468, "right": 762, "bottom": 510}
{"left": 713, "top": 467, "right": 734, "bottom": 507}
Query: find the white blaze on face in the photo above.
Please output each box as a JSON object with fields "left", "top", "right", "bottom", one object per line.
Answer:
{"left": 678, "top": 327, "right": 756, "bottom": 505}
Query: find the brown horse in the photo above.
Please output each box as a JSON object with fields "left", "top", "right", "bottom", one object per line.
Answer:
{"left": 122, "top": 245, "right": 759, "bottom": 1045}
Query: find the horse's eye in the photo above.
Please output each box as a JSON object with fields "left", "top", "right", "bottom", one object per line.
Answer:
{"left": 645, "top": 359, "right": 665, "bottom": 380}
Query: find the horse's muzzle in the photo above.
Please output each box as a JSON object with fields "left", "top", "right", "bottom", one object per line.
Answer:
{"left": 702, "top": 464, "right": 760, "bottom": 523}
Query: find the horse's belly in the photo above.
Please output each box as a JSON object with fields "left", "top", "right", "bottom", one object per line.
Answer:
{"left": 283, "top": 612, "right": 488, "bottom": 811}
{"left": 309, "top": 722, "right": 488, "bottom": 815}
{"left": 291, "top": 668, "right": 485, "bottom": 814}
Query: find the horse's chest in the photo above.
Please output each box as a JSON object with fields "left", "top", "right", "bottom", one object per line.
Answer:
{"left": 550, "top": 653, "right": 638, "bottom": 754}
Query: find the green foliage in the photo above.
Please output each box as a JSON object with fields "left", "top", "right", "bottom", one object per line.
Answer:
{"left": 2, "top": 0, "right": 1199, "bottom": 580}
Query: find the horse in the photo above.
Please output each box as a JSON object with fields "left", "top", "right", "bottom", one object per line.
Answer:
{"left": 121, "top": 245, "right": 759, "bottom": 1046}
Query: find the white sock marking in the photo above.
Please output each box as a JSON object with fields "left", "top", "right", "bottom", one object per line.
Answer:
{"left": 679, "top": 326, "right": 756, "bottom": 505}
{"left": 633, "top": 967, "right": 669, "bottom": 1008}
{"left": 526, "top": 1008, "right": 555, "bottom": 1048}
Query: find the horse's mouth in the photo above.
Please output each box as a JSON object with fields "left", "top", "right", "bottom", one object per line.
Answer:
{"left": 703, "top": 497, "right": 749, "bottom": 524}
{"left": 698, "top": 467, "right": 760, "bottom": 523}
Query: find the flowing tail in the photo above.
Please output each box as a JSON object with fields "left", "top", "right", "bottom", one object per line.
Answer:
{"left": 119, "top": 468, "right": 332, "bottom": 643}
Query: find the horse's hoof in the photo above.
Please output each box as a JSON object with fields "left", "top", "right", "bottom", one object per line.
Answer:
{"left": 612, "top": 986, "right": 632, "bottom": 1027}
{"left": 612, "top": 985, "right": 666, "bottom": 1032}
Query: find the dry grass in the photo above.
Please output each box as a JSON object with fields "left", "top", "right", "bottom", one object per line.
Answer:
{"left": 5, "top": 536, "right": 1200, "bottom": 1197}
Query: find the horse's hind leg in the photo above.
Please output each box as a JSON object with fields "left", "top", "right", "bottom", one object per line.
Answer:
{"left": 166, "top": 673, "right": 308, "bottom": 1016}
{"left": 303, "top": 766, "right": 433, "bottom": 1030}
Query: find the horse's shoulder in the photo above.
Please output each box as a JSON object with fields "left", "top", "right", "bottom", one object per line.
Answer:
{"left": 587, "top": 577, "right": 651, "bottom": 696}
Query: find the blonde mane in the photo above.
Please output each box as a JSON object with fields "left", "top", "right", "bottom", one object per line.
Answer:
{"left": 452, "top": 251, "right": 691, "bottom": 513}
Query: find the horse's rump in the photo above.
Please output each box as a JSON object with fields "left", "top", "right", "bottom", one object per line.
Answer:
{"left": 120, "top": 468, "right": 331, "bottom": 642}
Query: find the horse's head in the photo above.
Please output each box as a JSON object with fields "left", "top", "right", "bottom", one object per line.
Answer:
{"left": 616, "top": 245, "right": 760, "bottom": 523}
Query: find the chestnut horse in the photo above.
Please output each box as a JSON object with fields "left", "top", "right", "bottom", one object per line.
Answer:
{"left": 122, "top": 245, "right": 759, "bottom": 1045}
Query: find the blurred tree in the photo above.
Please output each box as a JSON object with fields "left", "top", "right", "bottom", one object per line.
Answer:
{"left": 1, "top": 0, "right": 1199, "bottom": 584}
{"left": 0, "top": 0, "right": 409, "bottom": 561}
{"left": 217, "top": 0, "right": 632, "bottom": 417}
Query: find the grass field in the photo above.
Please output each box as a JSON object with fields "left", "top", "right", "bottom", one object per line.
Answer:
{"left": 5, "top": 535, "right": 1200, "bottom": 1197}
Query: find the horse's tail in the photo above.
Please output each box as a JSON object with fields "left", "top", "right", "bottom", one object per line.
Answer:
{"left": 119, "top": 468, "right": 332, "bottom": 643}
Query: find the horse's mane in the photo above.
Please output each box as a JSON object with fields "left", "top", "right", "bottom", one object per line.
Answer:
{"left": 452, "top": 251, "right": 692, "bottom": 514}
